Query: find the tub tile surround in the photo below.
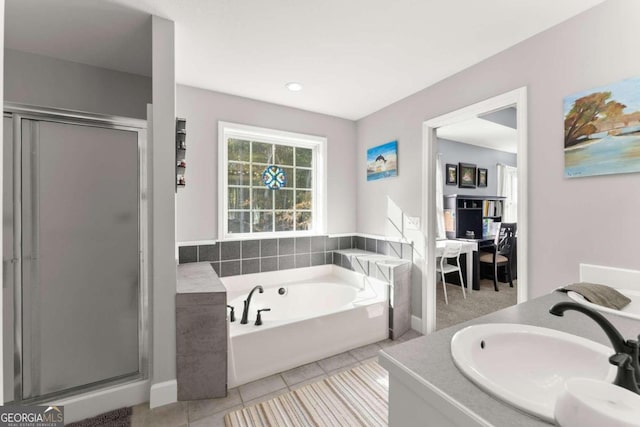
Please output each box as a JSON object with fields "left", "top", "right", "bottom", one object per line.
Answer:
{"left": 259, "top": 256, "right": 277, "bottom": 272}
{"left": 178, "top": 235, "right": 414, "bottom": 341}
{"left": 220, "top": 241, "right": 241, "bottom": 261}
{"left": 334, "top": 247, "right": 413, "bottom": 339}
{"left": 240, "top": 258, "right": 260, "bottom": 275}
{"left": 311, "top": 252, "right": 325, "bottom": 266}
{"left": 198, "top": 244, "right": 220, "bottom": 262}
{"left": 260, "top": 239, "right": 277, "bottom": 257}
{"left": 176, "top": 263, "right": 228, "bottom": 401}
{"left": 178, "top": 235, "right": 412, "bottom": 278}
{"left": 179, "top": 245, "right": 198, "bottom": 264}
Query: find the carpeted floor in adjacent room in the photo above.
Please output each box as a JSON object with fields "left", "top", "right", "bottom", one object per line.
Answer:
{"left": 436, "top": 278, "right": 517, "bottom": 331}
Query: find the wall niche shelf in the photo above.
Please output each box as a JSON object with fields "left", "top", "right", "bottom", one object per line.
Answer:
{"left": 176, "top": 117, "right": 186, "bottom": 189}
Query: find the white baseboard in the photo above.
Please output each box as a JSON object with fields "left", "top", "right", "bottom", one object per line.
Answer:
{"left": 411, "top": 315, "right": 423, "bottom": 333}
{"left": 150, "top": 379, "right": 177, "bottom": 409}
{"left": 52, "top": 379, "right": 149, "bottom": 423}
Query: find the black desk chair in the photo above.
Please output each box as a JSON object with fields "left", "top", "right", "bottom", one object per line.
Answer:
{"left": 479, "top": 223, "right": 517, "bottom": 291}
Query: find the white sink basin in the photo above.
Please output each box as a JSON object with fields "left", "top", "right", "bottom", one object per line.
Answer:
{"left": 567, "top": 288, "right": 640, "bottom": 321}
{"left": 555, "top": 378, "right": 640, "bottom": 427}
{"left": 451, "top": 323, "right": 616, "bottom": 422}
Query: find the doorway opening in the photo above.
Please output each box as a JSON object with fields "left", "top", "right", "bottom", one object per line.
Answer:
{"left": 421, "top": 88, "right": 528, "bottom": 333}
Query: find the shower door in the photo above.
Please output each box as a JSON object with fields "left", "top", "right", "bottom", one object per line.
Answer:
{"left": 3, "top": 110, "right": 146, "bottom": 402}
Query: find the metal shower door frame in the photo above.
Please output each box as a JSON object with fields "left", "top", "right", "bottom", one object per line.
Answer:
{"left": 3, "top": 103, "right": 149, "bottom": 404}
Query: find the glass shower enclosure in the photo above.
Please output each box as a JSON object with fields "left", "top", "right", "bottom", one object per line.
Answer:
{"left": 2, "top": 105, "right": 147, "bottom": 403}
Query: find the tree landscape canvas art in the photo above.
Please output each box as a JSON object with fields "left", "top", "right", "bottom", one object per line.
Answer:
{"left": 564, "top": 76, "right": 640, "bottom": 178}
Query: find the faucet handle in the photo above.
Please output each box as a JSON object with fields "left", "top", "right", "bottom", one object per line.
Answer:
{"left": 610, "top": 352, "right": 632, "bottom": 366}
{"left": 628, "top": 338, "right": 640, "bottom": 383}
{"left": 227, "top": 305, "right": 235, "bottom": 322}
{"left": 609, "top": 353, "right": 640, "bottom": 394}
{"left": 255, "top": 308, "right": 271, "bottom": 326}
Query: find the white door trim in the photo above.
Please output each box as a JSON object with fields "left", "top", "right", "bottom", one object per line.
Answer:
{"left": 421, "top": 87, "right": 529, "bottom": 334}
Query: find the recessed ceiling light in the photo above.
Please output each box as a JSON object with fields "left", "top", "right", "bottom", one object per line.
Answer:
{"left": 285, "top": 82, "right": 303, "bottom": 92}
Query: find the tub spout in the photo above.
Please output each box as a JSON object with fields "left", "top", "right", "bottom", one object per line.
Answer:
{"left": 240, "top": 285, "right": 264, "bottom": 324}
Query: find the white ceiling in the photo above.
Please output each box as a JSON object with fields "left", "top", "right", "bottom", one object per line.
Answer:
{"left": 437, "top": 117, "right": 517, "bottom": 153}
{"left": 5, "top": 0, "right": 606, "bottom": 120}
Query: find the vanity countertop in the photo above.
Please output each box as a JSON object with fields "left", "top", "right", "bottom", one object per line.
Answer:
{"left": 177, "top": 261, "right": 226, "bottom": 294}
{"left": 379, "top": 291, "right": 639, "bottom": 426}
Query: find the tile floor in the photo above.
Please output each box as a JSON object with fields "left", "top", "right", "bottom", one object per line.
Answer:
{"left": 130, "top": 329, "right": 422, "bottom": 427}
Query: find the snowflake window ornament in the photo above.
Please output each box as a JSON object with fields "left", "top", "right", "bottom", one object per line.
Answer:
{"left": 262, "top": 165, "right": 287, "bottom": 190}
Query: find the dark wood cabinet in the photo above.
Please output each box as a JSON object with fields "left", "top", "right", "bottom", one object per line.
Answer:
{"left": 444, "top": 195, "right": 505, "bottom": 239}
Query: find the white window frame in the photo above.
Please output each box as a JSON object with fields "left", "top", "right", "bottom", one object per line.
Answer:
{"left": 218, "top": 121, "right": 327, "bottom": 240}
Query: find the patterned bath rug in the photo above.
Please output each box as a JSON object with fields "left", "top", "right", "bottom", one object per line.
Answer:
{"left": 225, "top": 361, "right": 388, "bottom": 427}
{"left": 66, "top": 407, "right": 132, "bottom": 427}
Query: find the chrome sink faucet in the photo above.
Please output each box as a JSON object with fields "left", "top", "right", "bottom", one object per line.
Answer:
{"left": 240, "top": 285, "right": 264, "bottom": 324}
{"left": 550, "top": 301, "right": 639, "bottom": 394}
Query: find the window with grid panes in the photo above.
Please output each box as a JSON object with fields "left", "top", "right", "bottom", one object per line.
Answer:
{"left": 220, "top": 123, "right": 325, "bottom": 238}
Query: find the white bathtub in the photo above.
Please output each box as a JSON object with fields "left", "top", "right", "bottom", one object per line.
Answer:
{"left": 570, "top": 264, "right": 640, "bottom": 331}
{"left": 568, "top": 289, "right": 640, "bottom": 321}
{"left": 222, "top": 265, "right": 389, "bottom": 387}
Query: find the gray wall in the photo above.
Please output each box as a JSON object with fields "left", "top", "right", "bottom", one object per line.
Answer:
{"left": 439, "top": 138, "right": 517, "bottom": 197}
{"left": 150, "top": 16, "right": 177, "bottom": 405}
{"left": 4, "top": 48, "right": 151, "bottom": 119}
{"left": 175, "top": 85, "right": 358, "bottom": 242}
{"left": 356, "top": 0, "right": 640, "bottom": 317}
